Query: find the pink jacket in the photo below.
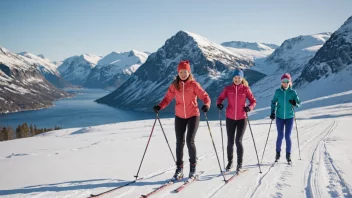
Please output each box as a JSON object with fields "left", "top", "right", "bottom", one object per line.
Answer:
{"left": 217, "top": 84, "right": 256, "bottom": 120}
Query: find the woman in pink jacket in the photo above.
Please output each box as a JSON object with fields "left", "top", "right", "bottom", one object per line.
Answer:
{"left": 153, "top": 60, "right": 211, "bottom": 180}
{"left": 217, "top": 69, "right": 256, "bottom": 171}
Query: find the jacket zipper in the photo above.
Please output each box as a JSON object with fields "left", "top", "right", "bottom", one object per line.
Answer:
{"left": 235, "top": 85, "right": 238, "bottom": 120}
{"left": 182, "top": 82, "right": 187, "bottom": 118}
{"left": 284, "top": 90, "right": 286, "bottom": 119}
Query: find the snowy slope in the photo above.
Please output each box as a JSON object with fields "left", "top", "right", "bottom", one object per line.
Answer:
{"left": 253, "top": 32, "right": 331, "bottom": 76}
{"left": 248, "top": 32, "right": 332, "bottom": 112}
{"left": 294, "top": 15, "right": 352, "bottom": 96}
{"left": 0, "top": 47, "right": 71, "bottom": 113}
{"left": 221, "top": 41, "right": 279, "bottom": 60}
{"left": 84, "top": 50, "right": 148, "bottom": 89}
{"left": 1, "top": 92, "right": 351, "bottom": 197}
{"left": 17, "top": 52, "right": 58, "bottom": 75}
{"left": 17, "top": 52, "right": 71, "bottom": 88}
{"left": 58, "top": 54, "right": 102, "bottom": 86}
{"left": 96, "top": 30, "right": 265, "bottom": 111}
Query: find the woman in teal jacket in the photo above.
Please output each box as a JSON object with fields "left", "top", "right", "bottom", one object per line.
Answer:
{"left": 270, "top": 73, "right": 301, "bottom": 163}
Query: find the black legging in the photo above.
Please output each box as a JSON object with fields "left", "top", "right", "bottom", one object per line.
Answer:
{"left": 226, "top": 118, "right": 247, "bottom": 163}
{"left": 175, "top": 116, "right": 200, "bottom": 166}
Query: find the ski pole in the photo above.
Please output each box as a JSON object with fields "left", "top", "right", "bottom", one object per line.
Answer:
{"left": 204, "top": 112, "right": 227, "bottom": 181}
{"left": 219, "top": 110, "right": 226, "bottom": 170}
{"left": 134, "top": 114, "right": 158, "bottom": 179}
{"left": 261, "top": 119, "right": 273, "bottom": 164}
{"left": 292, "top": 107, "right": 302, "bottom": 160}
{"left": 157, "top": 114, "right": 176, "bottom": 163}
{"left": 246, "top": 112, "right": 262, "bottom": 173}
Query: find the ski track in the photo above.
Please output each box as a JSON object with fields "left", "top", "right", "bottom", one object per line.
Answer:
{"left": 1, "top": 112, "right": 351, "bottom": 198}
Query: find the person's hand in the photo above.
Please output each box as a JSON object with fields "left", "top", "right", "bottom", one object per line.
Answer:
{"left": 217, "top": 104, "right": 224, "bottom": 110}
{"left": 289, "top": 100, "right": 297, "bottom": 106}
{"left": 244, "top": 106, "right": 251, "bottom": 112}
{"left": 270, "top": 113, "right": 276, "bottom": 120}
{"left": 201, "top": 105, "right": 209, "bottom": 112}
{"left": 153, "top": 105, "right": 161, "bottom": 113}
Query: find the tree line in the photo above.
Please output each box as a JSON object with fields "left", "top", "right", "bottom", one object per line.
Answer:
{"left": 0, "top": 123, "right": 61, "bottom": 141}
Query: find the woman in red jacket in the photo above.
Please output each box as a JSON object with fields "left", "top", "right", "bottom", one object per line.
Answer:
{"left": 153, "top": 60, "right": 211, "bottom": 180}
{"left": 217, "top": 69, "right": 256, "bottom": 172}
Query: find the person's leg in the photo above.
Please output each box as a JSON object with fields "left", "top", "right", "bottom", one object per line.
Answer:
{"left": 275, "top": 117, "right": 285, "bottom": 160}
{"left": 285, "top": 118, "right": 294, "bottom": 161}
{"left": 235, "top": 118, "right": 247, "bottom": 166}
{"left": 175, "top": 116, "right": 187, "bottom": 166}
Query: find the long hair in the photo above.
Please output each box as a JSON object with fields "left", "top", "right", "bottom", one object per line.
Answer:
{"left": 172, "top": 74, "right": 194, "bottom": 90}
{"left": 242, "top": 78, "right": 249, "bottom": 87}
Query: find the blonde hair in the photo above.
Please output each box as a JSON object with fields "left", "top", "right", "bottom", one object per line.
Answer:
{"left": 172, "top": 74, "right": 194, "bottom": 91}
{"left": 242, "top": 78, "right": 249, "bottom": 87}
{"left": 233, "top": 77, "right": 249, "bottom": 87}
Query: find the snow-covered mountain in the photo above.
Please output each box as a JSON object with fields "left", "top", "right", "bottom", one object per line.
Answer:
{"left": 96, "top": 30, "right": 266, "bottom": 111}
{"left": 259, "top": 32, "right": 332, "bottom": 75}
{"left": 248, "top": 32, "right": 331, "bottom": 110}
{"left": 294, "top": 16, "right": 352, "bottom": 97}
{"left": 58, "top": 54, "right": 102, "bottom": 86}
{"left": 17, "top": 52, "right": 71, "bottom": 88}
{"left": 84, "top": 50, "right": 148, "bottom": 89}
{"left": 0, "top": 47, "right": 72, "bottom": 114}
{"left": 221, "top": 41, "right": 279, "bottom": 60}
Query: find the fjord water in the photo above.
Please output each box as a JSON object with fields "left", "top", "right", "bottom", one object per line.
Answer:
{"left": 0, "top": 89, "right": 174, "bottom": 129}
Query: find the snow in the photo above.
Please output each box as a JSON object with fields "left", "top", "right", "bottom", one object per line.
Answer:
{"left": 0, "top": 46, "right": 32, "bottom": 70}
{"left": 225, "top": 47, "right": 275, "bottom": 60}
{"left": 1, "top": 90, "right": 352, "bottom": 197}
{"left": 251, "top": 33, "right": 331, "bottom": 76}
{"left": 95, "top": 50, "right": 148, "bottom": 78}
{"left": 183, "top": 31, "right": 249, "bottom": 62}
{"left": 221, "top": 41, "right": 278, "bottom": 60}
{"left": 18, "top": 52, "right": 59, "bottom": 75}
{"left": 81, "top": 54, "right": 102, "bottom": 66}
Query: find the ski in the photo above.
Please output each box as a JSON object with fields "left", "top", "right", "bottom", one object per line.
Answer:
{"left": 140, "top": 178, "right": 177, "bottom": 198}
{"left": 173, "top": 171, "right": 205, "bottom": 193}
{"left": 89, "top": 177, "right": 143, "bottom": 197}
{"left": 225, "top": 168, "right": 248, "bottom": 184}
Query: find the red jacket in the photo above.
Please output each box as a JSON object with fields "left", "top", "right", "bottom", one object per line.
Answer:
{"left": 217, "top": 84, "right": 256, "bottom": 120}
{"left": 159, "top": 79, "right": 211, "bottom": 119}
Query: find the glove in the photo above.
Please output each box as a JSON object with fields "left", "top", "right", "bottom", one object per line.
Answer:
{"left": 201, "top": 105, "right": 209, "bottom": 112}
{"left": 289, "top": 100, "right": 297, "bottom": 106}
{"left": 153, "top": 105, "right": 161, "bottom": 113}
{"left": 270, "top": 113, "right": 276, "bottom": 120}
{"left": 217, "top": 104, "right": 224, "bottom": 110}
{"left": 244, "top": 106, "right": 251, "bottom": 112}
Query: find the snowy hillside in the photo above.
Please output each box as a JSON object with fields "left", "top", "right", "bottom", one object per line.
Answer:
{"left": 294, "top": 16, "right": 352, "bottom": 97}
{"left": 0, "top": 47, "right": 71, "bottom": 113}
{"left": 248, "top": 32, "right": 332, "bottom": 112}
{"left": 96, "top": 31, "right": 265, "bottom": 111}
{"left": 253, "top": 32, "right": 331, "bottom": 76}
{"left": 221, "top": 41, "right": 279, "bottom": 60}
{"left": 17, "top": 52, "right": 71, "bottom": 88}
{"left": 1, "top": 91, "right": 351, "bottom": 197}
{"left": 58, "top": 54, "right": 102, "bottom": 86}
{"left": 84, "top": 50, "right": 148, "bottom": 89}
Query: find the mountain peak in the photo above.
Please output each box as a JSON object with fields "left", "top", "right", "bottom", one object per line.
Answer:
{"left": 80, "top": 54, "right": 101, "bottom": 65}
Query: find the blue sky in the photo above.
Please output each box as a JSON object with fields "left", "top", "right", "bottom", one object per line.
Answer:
{"left": 0, "top": 0, "right": 351, "bottom": 61}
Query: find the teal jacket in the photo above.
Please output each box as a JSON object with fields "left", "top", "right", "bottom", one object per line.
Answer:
{"left": 271, "top": 87, "right": 301, "bottom": 119}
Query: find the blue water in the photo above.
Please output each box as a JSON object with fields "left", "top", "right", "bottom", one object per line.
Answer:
{"left": 0, "top": 89, "right": 174, "bottom": 129}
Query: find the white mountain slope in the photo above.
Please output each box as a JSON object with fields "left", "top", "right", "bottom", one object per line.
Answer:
{"left": 253, "top": 32, "right": 331, "bottom": 76}
{"left": 58, "top": 54, "right": 102, "bottom": 86}
{"left": 221, "top": 41, "right": 279, "bottom": 60}
{"left": 17, "top": 52, "right": 71, "bottom": 88}
{"left": 0, "top": 46, "right": 71, "bottom": 113}
{"left": 84, "top": 50, "right": 148, "bottom": 89}
{"left": 0, "top": 91, "right": 351, "bottom": 198}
